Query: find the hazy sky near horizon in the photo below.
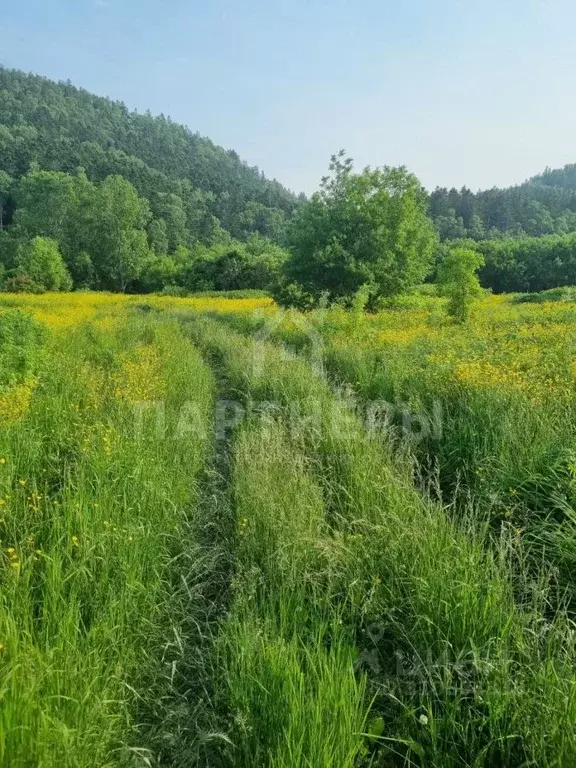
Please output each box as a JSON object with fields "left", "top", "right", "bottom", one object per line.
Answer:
{"left": 2, "top": 0, "right": 575, "bottom": 195}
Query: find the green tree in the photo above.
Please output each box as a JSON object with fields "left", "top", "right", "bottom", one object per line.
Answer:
{"left": 13, "top": 169, "right": 97, "bottom": 284}
{"left": 468, "top": 213, "right": 486, "bottom": 240}
{"left": 14, "top": 170, "right": 79, "bottom": 245}
{"left": 0, "top": 230, "right": 19, "bottom": 272}
{"left": 147, "top": 218, "right": 169, "bottom": 256}
{"left": 281, "top": 152, "right": 437, "bottom": 306}
{"left": 15, "top": 237, "right": 73, "bottom": 291}
{"left": 91, "top": 176, "right": 151, "bottom": 291}
{"left": 68, "top": 251, "right": 95, "bottom": 289}
{"left": 235, "top": 201, "right": 287, "bottom": 241}
{"left": 434, "top": 209, "right": 467, "bottom": 240}
{"left": 437, "top": 247, "right": 484, "bottom": 322}
{"left": 149, "top": 192, "right": 188, "bottom": 251}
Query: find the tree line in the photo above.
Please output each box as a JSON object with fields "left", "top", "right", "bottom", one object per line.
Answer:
{"left": 3, "top": 67, "right": 576, "bottom": 299}
{"left": 0, "top": 168, "right": 290, "bottom": 293}
{"left": 429, "top": 173, "right": 576, "bottom": 241}
{"left": 4, "top": 160, "right": 576, "bottom": 300}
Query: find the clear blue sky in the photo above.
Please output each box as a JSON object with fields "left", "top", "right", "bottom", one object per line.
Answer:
{"left": 2, "top": 0, "right": 575, "bottom": 195}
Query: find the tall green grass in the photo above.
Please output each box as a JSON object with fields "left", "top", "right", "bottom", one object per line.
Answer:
{"left": 209, "top": 305, "right": 576, "bottom": 599}
{"left": 0, "top": 313, "right": 214, "bottom": 766}
{"left": 5, "top": 299, "right": 576, "bottom": 766}
{"left": 219, "top": 419, "right": 368, "bottom": 767}
{"left": 182, "top": 313, "right": 576, "bottom": 767}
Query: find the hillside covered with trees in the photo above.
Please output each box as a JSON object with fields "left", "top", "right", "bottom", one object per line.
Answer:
{"left": 0, "top": 66, "right": 300, "bottom": 293}
{"left": 429, "top": 168, "right": 576, "bottom": 242}
{"left": 3, "top": 67, "right": 576, "bottom": 297}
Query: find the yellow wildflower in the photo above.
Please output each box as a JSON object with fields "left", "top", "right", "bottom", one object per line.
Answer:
{"left": 0, "top": 380, "right": 36, "bottom": 426}
{"left": 114, "top": 345, "right": 166, "bottom": 403}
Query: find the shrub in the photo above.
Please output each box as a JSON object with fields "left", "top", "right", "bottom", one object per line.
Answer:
{"left": 271, "top": 280, "right": 316, "bottom": 311}
{"left": 184, "top": 236, "right": 288, "bottom": 293}
{"left": 478, "top": 232, "right": 576, "bottom": 293}
{"left": 437, "top": 247, "right": 484, "bottom": 322}
{"left": 15, "top": 237, "right": 73, "bottom": 291}
{"left": 3, "top": 273, "right": 45, "bottom": 294}
{"left": 513, "top": 286, "right": 576, "bottom": 304}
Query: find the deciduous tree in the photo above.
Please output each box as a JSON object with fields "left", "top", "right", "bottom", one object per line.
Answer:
{"left": 15, "top": 236, "right": 73, "bottom": 291}
{"left": 280, "top": 152, "right": 437, "bottom": 306}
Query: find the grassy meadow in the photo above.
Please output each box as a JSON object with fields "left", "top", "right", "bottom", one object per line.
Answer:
{"left": 1, "top": 290, "right": 576, "bottom": 766}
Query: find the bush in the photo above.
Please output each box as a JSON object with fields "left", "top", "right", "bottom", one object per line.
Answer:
{"left": 183, "top": 236, "right": 288, "bottom": 293}
{"left": 271, "top": 280, "right": 316, "bottom": 311}
{"left": 137, "top": 255, "right": 180, "bottom": 293}
{"left": 15, "top": 237, "right": 73, "bottom": 291}
{"left": 3, "top": 273, "right": 45, "bottom": 294}
{"left": 477, "top": 232, "right": 576, "bottom": 293}
{"left": 513, "top": 286, "right": 576, "bottom": 304}
{"left": 437, "top": 248, "right": 484, "bottom": 322}
{"left": 409, "top": 283, "right": 438, "bottom": 297}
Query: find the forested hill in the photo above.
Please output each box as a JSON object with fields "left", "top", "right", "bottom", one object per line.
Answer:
{"left": 3, "top": 65, "right": 576, "bottom": 249}
{"left": 531, "top": 164, "right": 576, "bottom": 190}
{"left": 429, "top": 167, "right": 576, "bottom": 241}
{"left": 0, "top": 67, "right": 300, "bottom": 243}
{"left": 3, "top": 65, "right": 576, "bottom": 296}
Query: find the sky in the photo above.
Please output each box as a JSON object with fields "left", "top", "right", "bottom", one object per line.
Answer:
{"left": 2, "top": 0, "right": 576, "bottom": 195}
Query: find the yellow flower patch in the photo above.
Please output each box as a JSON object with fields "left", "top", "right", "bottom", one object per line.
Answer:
{"left": 0, "top": 379, "right": 37, "bottom": 426}
{"left": 114, "top": 345, "right": 167, "bottom": 403}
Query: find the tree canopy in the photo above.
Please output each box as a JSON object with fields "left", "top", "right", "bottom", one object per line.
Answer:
{"left": 0, "top": 66, "right": 300, "bottom": 247}
{"left": 279, "top": 152, "right": 437, "bottom": 306}
{"left": 429, "top": 175, "right": 576, "bottom": 242}
{"left": 2, "top": 66, "right": 576, "bottom": 297}
{"left": 14, "top": 237, "right": 72, "bottom": 292}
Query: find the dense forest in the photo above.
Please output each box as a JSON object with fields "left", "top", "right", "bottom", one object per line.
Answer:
{"left": 429, "top": 172, "right": 576, "bottom": 241}
{"left": 3, "top": 66, "right": 576, "bottom": 296}
{"left": 0, "top": 67, "right": 299, "bottom": 293}
{"left": 0, "top": 68, "right": 300, "bottom": 239}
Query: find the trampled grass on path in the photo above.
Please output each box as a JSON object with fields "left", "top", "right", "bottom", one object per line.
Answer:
{"left": 182, "top": 311, "right": 576, "bottom": 767}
